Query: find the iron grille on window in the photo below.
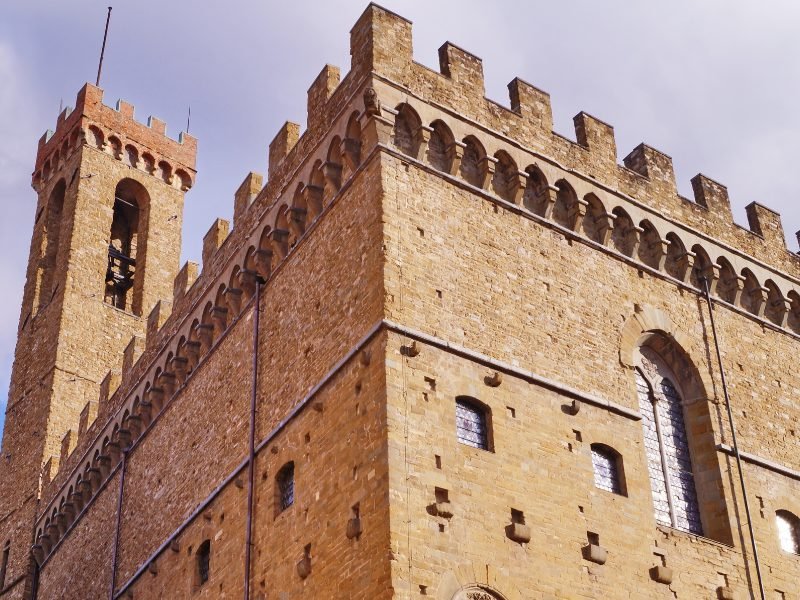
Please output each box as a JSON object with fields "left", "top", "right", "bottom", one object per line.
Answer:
{"left": 591, "top": 445, "right": 621, "bottom": 494}
{"left": 455, "top": 398, "right": 488, "bottom": 450}
{"left": 776, "top": 510, "right": 800, "bottom": 554}
{"left": 636, "top": 365, "right": 702, "bottom": 536}
{"left": 278, "top": 463, "right": 295, "bottom": 511}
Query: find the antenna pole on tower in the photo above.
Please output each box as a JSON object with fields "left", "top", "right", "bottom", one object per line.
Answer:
{"left": 96, "top": 7, "right": 113, "bottom": 87}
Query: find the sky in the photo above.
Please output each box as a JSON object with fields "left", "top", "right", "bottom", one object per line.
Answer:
{"left": 1, "top": 0, "right": 799, "bottom": 440}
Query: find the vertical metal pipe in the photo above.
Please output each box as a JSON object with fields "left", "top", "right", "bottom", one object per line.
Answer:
{"left": 109, "top": 451, "right": 127, "bottom": 600}
{"left": 701, "top": 277, "right": 766, "bottom": 600}
{"left": 96, "top": 7, "right": 113, "bottom": 87}
{"left": 244, "top": 279, "right": 262, "bottom": 599}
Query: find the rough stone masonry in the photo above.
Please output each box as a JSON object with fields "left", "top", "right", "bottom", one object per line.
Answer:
{"left": 0, "top": 3, "right": 798, "bottom": 599}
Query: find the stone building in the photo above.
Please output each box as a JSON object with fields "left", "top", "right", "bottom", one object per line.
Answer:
{"left": 0, "top": 4, "right": 799, "bottom": 599}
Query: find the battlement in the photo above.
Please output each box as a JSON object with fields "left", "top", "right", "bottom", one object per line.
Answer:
{"left": 28, "top": 3, "right": 800, "bottom": 571}
{"left": 32, "top": 83, "right": 197, "bottom": 191}
{"left": 248, "top": 3, "right": 799, "bottom": 270}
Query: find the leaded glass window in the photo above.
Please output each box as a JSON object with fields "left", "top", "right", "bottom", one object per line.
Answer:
{"left": 277, "top": 462, "right": 295, "bottom": 512}
{"left": 636, "top": 351, "right": 702, "bottom": 535}
{"left": 591, "top": 444, "right": 622, "bottom": 494}
{"left": 776, "top": 510, "right": 800, "bottom": 554}
{"left": 455, "top": 397, "right": 489, "bottom": 450}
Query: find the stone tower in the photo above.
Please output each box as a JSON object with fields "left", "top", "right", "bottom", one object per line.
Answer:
{"left": 0, "top": 83, "right": 195, "bottom": 599}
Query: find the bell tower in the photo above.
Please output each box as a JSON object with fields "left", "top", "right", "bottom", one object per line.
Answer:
{"left": 0, "top": 83, "right": 196, "bottom": 598}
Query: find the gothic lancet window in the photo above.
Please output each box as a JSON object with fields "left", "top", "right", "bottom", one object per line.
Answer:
{"left": 636, "top": 349, "right": 703, "bottom": 535}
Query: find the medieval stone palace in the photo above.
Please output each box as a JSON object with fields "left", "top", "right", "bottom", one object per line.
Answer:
{"left": 1, "top": 4, "right": 799, "bottom": 599}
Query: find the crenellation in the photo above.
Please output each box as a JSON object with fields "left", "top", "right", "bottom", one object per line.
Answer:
{"left": 691, "top": 173, "right": 733, "bottom": 220}
{"left": 173, "top": 261, "right": 199, "bottom": 304}
{"left": 622, "top": 143, "right": 677, "bottom": 198}
{"left": 507, "top": 77, "right": 553, "bottom": 137}
{"left": 122, "top": 335, "right": 146, "bottom": 378}
{"left": 41, "top": 456, "right": 58, "bottom": 491}
{"left": 55, "top": 106, "right": 72, "bottom": 128}
{"left": 307, "top": 65, "right": 342, "bottom": 132}
{"left": 115, "top": 98, "right": 135, "bottom": 119}
{"left": 33, "top": 83, "right": 197, "bottom": 187}
{"left": 59, "top": 430, "right": 76, "bottom": 466}
{"left": 201, "top": 218, "right": 230, "bottom": 269}
{"left": 233, "top": 171, "right": 263, "bottom": 225}
{"left": 438, "top": 42, "right": 485, "bottom": 97}
{"left": 147, "top": 115, "right": 167, "bottom": 136}
{"left": 746, "top": 201, "right": 786, "bottom": 248}
{"left": 99, "top": 372, "right": 121, "bottom": 408}
{"left": 573, "top": 111, "right": 617, "bottom": 167}
{"left": 268, "top": 122, "right": 301, "bottom": 180}
{"left": 349, "top": 3, "right": 412, "bottom": 81}
{"left": 77, "top": 401, "right": 98, "bottom": 438}
{"left": 146, "top": 300, "right": 173, "bottom": 349}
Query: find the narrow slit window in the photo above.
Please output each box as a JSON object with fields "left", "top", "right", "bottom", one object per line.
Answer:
{"left": 455, "top": 397, "right": 489, "bottom": 450}
{"left": 776, "top": 510, "right": 800, "bottom": 554}
{"left": 277, "top": 462, "right": 295, "bottom": 513}
{"left": 590, "top": 444, "right": 623, "bottom": 495}
{"left": 196, "top": 539, "right": 210, "bottom": 586}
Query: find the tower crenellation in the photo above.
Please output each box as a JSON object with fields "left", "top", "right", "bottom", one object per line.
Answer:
{"left": 32, "top": 83, "right": 196, "bottom": 193}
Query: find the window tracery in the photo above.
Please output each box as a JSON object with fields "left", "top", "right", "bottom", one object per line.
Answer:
{"left": 636, "top": 349, "right": 702, "bottom": 535}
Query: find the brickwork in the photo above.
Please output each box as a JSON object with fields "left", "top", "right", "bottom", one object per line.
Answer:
{"left": 1, "top": 3, "right": 799, "bottom": 599}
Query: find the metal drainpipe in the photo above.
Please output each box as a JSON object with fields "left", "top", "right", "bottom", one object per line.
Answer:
{"left": 244, "top": 278, "right": 263, "bottom": 600}
{"left": 701, "top": 276, "right": 766, "bottom": 600}
{"left": 109, "top": 450, "right": 127, "bottom": 600}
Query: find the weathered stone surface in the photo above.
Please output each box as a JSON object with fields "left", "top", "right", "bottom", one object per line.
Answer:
{"left": 1, "top": 4, "right": 799, "bottom": 600}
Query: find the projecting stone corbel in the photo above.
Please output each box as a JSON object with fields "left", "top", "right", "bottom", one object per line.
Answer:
{"left": 484, "top": 371, "right": 502, "bottom": 387}
{"left": 677, "top": 251, "right": 696, "bottom": 284}
{"left": 542, "top": 185, "right": 559, "bottom": 220}
{"left": 302, "top": 185, "right": 324, "bottom": 220}
{"left": 699, "top": 263, "right": 720, "bottom": 295}
{"left": 650, "top": 565, "right": 673, "bottom": 585}
{"left": 508, "top": 170, "right": 528, "bottom": 205}
{"left": 446, "top": 141, "right": 465, "bottom": 176}
{"left": 477, "top": 155, "right": 497, "bottom": 191}
{"left": 401, "top": 340, "right": 421, "bottom": 357}
{"left": 582, "top": 543, "right": 607, "bottom": 565}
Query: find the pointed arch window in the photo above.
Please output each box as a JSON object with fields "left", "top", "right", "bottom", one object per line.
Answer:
{"left": 636, "top": 349, "right": 702, "bottom": 535}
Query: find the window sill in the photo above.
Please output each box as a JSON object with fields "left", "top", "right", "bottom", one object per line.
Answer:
{"left": 655, "top": 525, "right": 734, "bottom": 549}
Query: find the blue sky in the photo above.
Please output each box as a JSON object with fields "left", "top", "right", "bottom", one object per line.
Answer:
{"left": 1, "top": 0, "right": 800, "bottom": 441}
